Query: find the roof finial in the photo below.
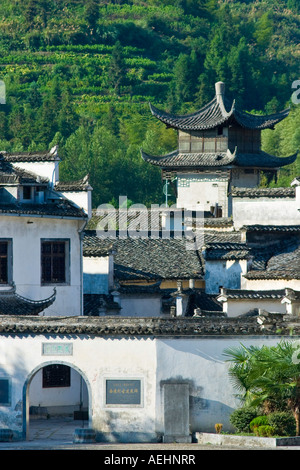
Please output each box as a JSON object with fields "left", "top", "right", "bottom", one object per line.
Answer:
{"left": 215, "top": 81, "right": 225, "bottom": 104}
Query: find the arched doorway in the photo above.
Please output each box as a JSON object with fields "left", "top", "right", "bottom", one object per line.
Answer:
{"left": 22, "top": 361, "right": 92, "bottom": 441}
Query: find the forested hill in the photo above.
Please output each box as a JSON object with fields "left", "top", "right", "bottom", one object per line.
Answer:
{"left": 0, "top": 0, "right": 299, "bottom": 207}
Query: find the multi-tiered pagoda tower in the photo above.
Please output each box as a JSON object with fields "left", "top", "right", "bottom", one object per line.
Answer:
{"left": 142, "top": 82, "right": 296, "bottom": 217}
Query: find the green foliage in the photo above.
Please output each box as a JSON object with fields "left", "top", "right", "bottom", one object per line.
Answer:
{"left": 255, "top": 425, "right": 275, "bottom": 437}
{"left": 229, "top": 407, "right": 258, "bottom": 433}
{"left": 0, "top": 0, "right": 298, "bottom": 204}
{"left": 249, "top": 415, "right": 269, "bottom": 432}
{"left": 268, "top": 412, "right": 296, "bottom": 436}
{"left": 224, "top": 341, "right": 300, "bottom": 435}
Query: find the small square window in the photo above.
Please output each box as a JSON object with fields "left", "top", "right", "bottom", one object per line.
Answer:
{"left": 42, "top": 365, "right": 71, "bottom": 388}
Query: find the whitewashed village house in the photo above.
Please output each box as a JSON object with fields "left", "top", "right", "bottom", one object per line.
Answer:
{"left": 0, "top": 82, "right": 300, "bottom": 444}
{"left": 85, "top": 82, "right": 299, "bottom": 320}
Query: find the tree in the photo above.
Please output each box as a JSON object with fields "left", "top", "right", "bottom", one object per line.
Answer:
{"left": 24, "top": 0, "right": 38, "bottom": 30}
{"left": 253, "top": 12, "right": 274, "bottom": 49}
{"left": 224, "top": 341, "right": 300, "bottom": 435}
{"left": 84, "top": 0, "right": 100, "bottom": 31}
{"left": 107, "top": 41, "right": 127, "bottom": 96}
{"left": 169, "top": 53, "right": 196, "bottom": 109}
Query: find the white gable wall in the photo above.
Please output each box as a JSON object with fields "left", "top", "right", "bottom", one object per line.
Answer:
{"left": 0, "top": 215, "right": 83, "bottom": 316}
{"left": 11, "top": 161, "right": 59, "bottom": 185}
{"left": 176, "top": 173, "right": 228, "bottom": 215}
{"left": 232, "top": 197, "right": 300, "bottom": 229}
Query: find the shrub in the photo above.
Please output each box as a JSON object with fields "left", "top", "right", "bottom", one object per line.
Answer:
{"left": 256, "top": 425, "right": 275, "bottom": 437}
{"left": 250, "top": 415, "right": 269, "bottom": 433}
{"left": 229, "top": 407, "right": 257, "bottom": 433}
{"left": 268, "top": 412, "right": 296, "bottom": 437}
{"left": 214, "top": 423, "right": 223, "bottom": 434}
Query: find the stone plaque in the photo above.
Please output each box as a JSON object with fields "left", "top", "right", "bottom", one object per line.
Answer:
{"left": 42, "top": 343, "right": 73, "bottom": 356}
{"left": 106, "top": 379, "right": 141, "bottom": 405}
{"left": 163, "top": 383, "right": 191, "bottom": 443}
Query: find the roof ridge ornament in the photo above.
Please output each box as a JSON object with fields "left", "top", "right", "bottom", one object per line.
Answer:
{"left": 215, "top": 81, "right": 225, "bottom": 104}
{"left": 215, "top": 82, "right": 235, "bottom": 118}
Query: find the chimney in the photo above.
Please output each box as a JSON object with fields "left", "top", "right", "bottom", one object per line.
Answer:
{"left": 215, "top": 82, "right": 225, "bottom": 104}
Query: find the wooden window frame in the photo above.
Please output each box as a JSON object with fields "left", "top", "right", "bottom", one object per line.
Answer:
{"left": 0, "top": 239, "right": 12, "bottom": 285}
{"left": 41, "top": 239, "right": 70, "bottom": 285}
{"left": 42, "top": 364, "right": 71, "bottom": 388}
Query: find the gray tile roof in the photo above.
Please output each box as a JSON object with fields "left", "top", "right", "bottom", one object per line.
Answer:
{"left": 218, "top": 288, "right": 286, "bottom": 300}
{"left": 0, "top": 149, "right": 59, "bottom": 162}
{"left": 141, "top": 149, "right": 235, "bottom": 168}
{"left": 203, "top": 217, "right": 233, "bottom": 228}
{"left": 54, "top": 175, "right": 91, "bottom": 192}
{"left": 231, "top": 187, "right": 296, "bottom": 198}
{"left": 141, "top": 149, "right": 297, "bottom": 170}
{"left": 245, "top": 242, "right": 300, "bottom": 280}
{"left": 0, "top": 201, "right": 87, "bottom": 219}
{"left": 204, "top": 231, "right": 248, "bottom": 261}
{"left": 0, "top": 286, "right": 56, "bottom": 315}
{"left": 83, "top": 231, "right": 204, "bottom": 281}
{"left": 204, "top": 245, "right": 251, "bottom": 260}
{"left": 1, "top": 315, "right": 299, "bottom": 336}
{"left": 149, "top": 92, "right": 289, "bottom": 131}
{"left": 242, "top": 225, "right": 300, "bottom": 232}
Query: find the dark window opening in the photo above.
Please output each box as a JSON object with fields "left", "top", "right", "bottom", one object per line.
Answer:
{"left": 0, "top": 242, "right": 8, "bottom": 284}
{"left": 210, "top": 205, "right": 222, "bottom": 218}
{"left": 217, "top": 126, "right": 223, "bottom": 136}
{"left": 0, "top": 378, "right": 10, "bottom": 405}
{"left": 41, "top": 241, "right": 67, "bottom": 284}
{"left": 42, "top": 364, "right": 71, "bottom": 388}
{"left": 23, "top": 186, "right": 32, "bottom": 200}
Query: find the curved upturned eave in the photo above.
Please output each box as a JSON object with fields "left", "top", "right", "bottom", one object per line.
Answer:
{"left": 149, "top": 99, "right": 233, "bottom": 130}
{"left": 0, "top": 287, "right": 56, "bottom": 315}
{"left": 141, "top": 149, "right": 298, "bottom": 170}
{"left": 232, "top": 107, "right": 290, "bottom": 130}
{"left": 149, "top": 100, "right": 290, "bottom": 131}
{"left": 140, "top": 148, "right": 237, "bottom": 168}
{"left": 235, "top": 151, "right": 298, "bottom": 168}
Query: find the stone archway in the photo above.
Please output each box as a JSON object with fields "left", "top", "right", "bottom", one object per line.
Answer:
{"left": 22, "top": 361, "right": 92, "bottom": 441}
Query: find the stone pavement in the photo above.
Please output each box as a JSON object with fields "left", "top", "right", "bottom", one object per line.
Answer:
{"left": 0, "top": 418, "right": 296, "bottom": 451}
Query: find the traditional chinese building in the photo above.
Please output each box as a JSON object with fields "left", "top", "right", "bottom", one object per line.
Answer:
{"left": 142, "top": 82, "right": 296, "bottom": 217}
{"left": 0, "top": 147, "right": 91, "bottom": 316}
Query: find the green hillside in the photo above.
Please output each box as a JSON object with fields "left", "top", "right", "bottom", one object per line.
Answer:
{"left": 0, "top": 0, "right": 299, "bottom": 206}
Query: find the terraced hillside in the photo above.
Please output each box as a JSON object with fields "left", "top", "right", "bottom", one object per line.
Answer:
{"left": 0, "top": 0, "right": 299, "bottom": 206}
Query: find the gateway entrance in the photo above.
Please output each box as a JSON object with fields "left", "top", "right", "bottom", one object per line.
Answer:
{"left": 23, "top": 362, "right": 91, "bottom": 440}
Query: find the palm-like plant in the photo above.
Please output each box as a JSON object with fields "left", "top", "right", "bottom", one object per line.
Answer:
{"left": 223, "top": 341, "right": 300, "bottom": 435}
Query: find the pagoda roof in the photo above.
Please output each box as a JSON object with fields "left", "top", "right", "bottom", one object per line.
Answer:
{"left": 141, "top": 148, "right": 297, "bottom": 170}
{"left": 149, "top": 82, "right": 290, "bottom": 131}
